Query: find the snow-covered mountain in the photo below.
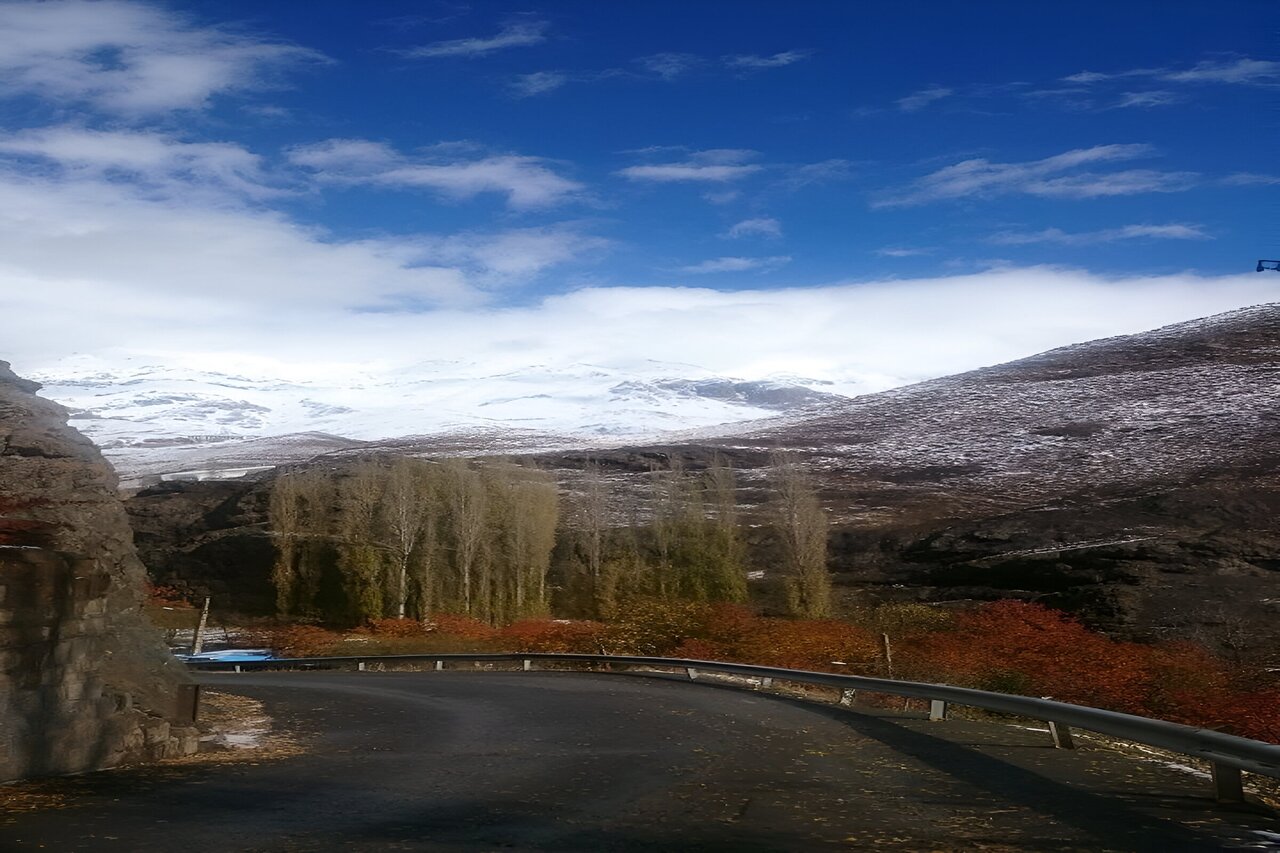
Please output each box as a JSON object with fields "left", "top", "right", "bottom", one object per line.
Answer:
{"left": 27, "top": 356, "right": 856, "bottom": 484}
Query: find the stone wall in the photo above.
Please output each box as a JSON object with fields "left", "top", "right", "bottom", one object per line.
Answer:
{"left": 1, "top": 361, "right": 195, "bottom": 781}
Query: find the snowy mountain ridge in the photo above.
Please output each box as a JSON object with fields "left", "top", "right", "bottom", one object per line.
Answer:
{"left": 26, "top": 356, "right": 866, "bottom": 484}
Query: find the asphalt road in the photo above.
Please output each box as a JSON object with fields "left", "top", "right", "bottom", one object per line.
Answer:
{"left": 2, "top": 670, "right": 1278, "bottom": 852}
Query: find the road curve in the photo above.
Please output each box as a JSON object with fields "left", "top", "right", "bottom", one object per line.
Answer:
{"left": 2, "top": 671, "right": 1277, "bottom": 851}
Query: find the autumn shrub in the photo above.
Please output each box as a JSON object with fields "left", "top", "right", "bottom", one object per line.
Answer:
{"left": 601, "top": 597, "right": 715, "bottom": 655}
{"left": 428, "top": 614, "right": 499, "bottom": 641}
{"left": 367, "top": 617, "right": 429, "bottom": 638}
{"left": 898, "top": 600, "right": 1280, "bottom": 743}
{"left": 145, "top": 583, "right": 194, "bottom": 609}
{"left": 269, "top": 624, "right": 345, "bottom": 657}
{"left": 865, "top": 602, "right": 955, "bottom": 638}
{"left": 738, "top": 618, "right": 879, "bottom": 673}
{"left": 500, "top": 619, "right": 606, "bottom": 653}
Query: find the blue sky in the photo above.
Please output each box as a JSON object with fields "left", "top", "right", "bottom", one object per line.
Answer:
{"left": 0, "top": 0, "right": 1277, "bottom": 386}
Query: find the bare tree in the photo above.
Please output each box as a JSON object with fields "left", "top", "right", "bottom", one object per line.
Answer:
{"left": 705, "top": 455, "right": 748, "bottom": 603}
{"left": 769, "top": 452, "right": 831, "bottom": 618}
{"left": 380, "top": 457, "right": 439, "bottom": 619}
{"left": 442, "top": 459, "right": 486, "bottom": 616}
{"left": 648, "top": 457, "right": 684, "bottom": 599}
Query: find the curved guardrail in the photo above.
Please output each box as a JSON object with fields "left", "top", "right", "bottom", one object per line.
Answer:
{"left": 188, "top": 651, "right": 1280, "bottom": 803}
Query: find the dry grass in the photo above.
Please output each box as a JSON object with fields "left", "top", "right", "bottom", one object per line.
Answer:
{"left": 160, "top": 689, "right": 305, "bottom": 767}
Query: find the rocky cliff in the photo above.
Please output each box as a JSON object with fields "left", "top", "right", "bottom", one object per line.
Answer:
{"left": 0, "top": 361, "right": 195, "bottom": 781}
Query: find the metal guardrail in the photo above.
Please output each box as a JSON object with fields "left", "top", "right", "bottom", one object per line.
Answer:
{"left": 188, "top": 651, "right": 1280, "bottom": 803}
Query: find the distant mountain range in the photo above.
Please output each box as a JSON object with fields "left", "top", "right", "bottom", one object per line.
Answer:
{"left": 34, "top": 304, "right": 1280, "bottom": 657}
{"left": 29, "top": 359, "right": 854, "bottom": 485}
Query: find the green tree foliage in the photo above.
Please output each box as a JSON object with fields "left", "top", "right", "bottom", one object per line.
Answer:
{"left": 267, "top": 456, "right": 558, "bottom": 625}
{"left": 560, "top": 456, "right": 748, "bottom": 618}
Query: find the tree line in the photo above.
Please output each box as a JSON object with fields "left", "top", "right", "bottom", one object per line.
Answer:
{"left": 267, "top": 452, "right": 831, "bottom": 626}
{"left": 269, "top": 457, "right": 558, "bottom": 625}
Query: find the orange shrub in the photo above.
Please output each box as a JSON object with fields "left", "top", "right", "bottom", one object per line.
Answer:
{"left": 740, "top": 618, "right": 879, "bottom": 673}
{"left": 145, "top": 583, "right": 194, "bottom": 609}
{"left": 367, "top": 617, "right": 429, "bottom": 638}
{"left": 500, "top": 619, "right": 606, "bottom": 653}
{"left": 269, "top": 624, "right": 344, "bottom": 657}
{"left": 428, "top": 613, "right": 499, "bottom": 641}
{"left": 899, "top": 600, "right": 1280, "bottom": 743}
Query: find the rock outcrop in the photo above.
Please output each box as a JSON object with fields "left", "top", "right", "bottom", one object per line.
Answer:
{"left": 0, "top": 361, "right": 195, "bottom": 781}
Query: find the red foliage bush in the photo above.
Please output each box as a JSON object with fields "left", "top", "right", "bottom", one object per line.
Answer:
{"left": 145, "top": 583, "right": 194, "bottom": 609}
{"left": 898, "top": 600, "right": 1280, "bottom": 742}
{"left": 269, "top": 624, "right": 343, "bottom": 657}
{"left": 500, "top": 619, "right": 606, "bottom": 653}
{"left": 428, "top": 614, "right": 498, "bottom": 641}
{"left": 367, "top": 618, "right": 429, "bottom": 638}
{"left": 741, "top": 618, "right": 880, "bottom": 673}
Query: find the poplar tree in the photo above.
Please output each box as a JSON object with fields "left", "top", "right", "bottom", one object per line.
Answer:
{"left": 769, "top": 452, "right": 832, "bottom": 618}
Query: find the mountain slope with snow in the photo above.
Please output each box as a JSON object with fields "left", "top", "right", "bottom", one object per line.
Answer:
{"left": 28, "top": 357, "right": 854, "bottom": 484}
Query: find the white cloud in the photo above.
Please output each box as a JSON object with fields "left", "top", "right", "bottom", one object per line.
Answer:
{"left": 678, "top": 256, "right": 790, "bottom": 274}
{"left": 510, "top": 70, "right": 568, "bottom": 97}
{"left": 403, "top": 20, "right": 548, "bottom": 59}
{"left": 1111, "top": 91, "right": 1181, "bottom": 109}
{"left": 896, "top": 86, "right": 953, "bottom": 111}
{"left": 724, "top": 50, "right": 811, "bottom": 70}
{"left": 0, "top": 0, "right": 325, "bottom": 114}
{"left": 875, "top": 247, "right": 932, "bottom": 257}
{"left": 636, "top": 52, "right": 701, "bottom": 81}
{"left": 618, "top": 149, "right": 762, "bottom": 183}
{"left": 0, "top": 130, "right": 611, "bottom": 363}
{"left": 7, "top": 268, "right": 1276, "bottom": 411}
{"left": 1063, "top": 57, "right": 1279, "bottom": 87}
{"left": 0, "top": 125, "right": 280, "bottom": 199}
{"left": 289, "top": 138, "right": 584, "bottom": 209}
{"left": 875, "top": 144, "right": 1196, "bottom": 207}
{"left": 1222, "top": 172, "right": 1280, "bottom": 186}
{"left": 723, "top": 218, "right": 782, "bottom": 239}
{"left": 1161, "top": 58, "right": 1280, "bottom": 85}
{"left": 987, "top": 223, "right": 1211, "bottom": 246}
{"left": 411, "top": 225, "right": 612, "bottom": 285}
{"left": 778, "top": 158, "right": 854, "bottom": 190}
{"left": 703, "top": 189, "right": 741, "bottom": 204}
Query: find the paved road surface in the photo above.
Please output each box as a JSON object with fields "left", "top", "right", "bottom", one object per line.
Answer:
{"left": 2, "top": 671, "right": 1278, "bottom": 851}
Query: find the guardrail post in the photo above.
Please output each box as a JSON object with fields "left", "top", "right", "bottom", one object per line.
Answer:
{"left": 839, "top": 689, "right": 856, "bottom": 706}
{"left": 434, "top": 660, "right": 443, "bottom": 672}
{"left": 1048, "top": 721, "right": 1076, "bottom": 750}
{"left": 523, "top": 659, "right": 532, "bottom": 671}
{"left": 929, "top": 700, "right": 948, "bottom": 721}
{"left": 1212, "top": 762, "right": 1244, "bottom": 802}
{"left": 686, "top": 667, "right": 698, "bottom": 681}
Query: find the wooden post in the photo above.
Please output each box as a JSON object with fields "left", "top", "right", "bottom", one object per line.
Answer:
{"left": 191, "top": 596, "right": 211, "bottom": 656}
{"left": 1212, "top": 762, "right": 1244, "bottom": 802}
{"left": 1048, "top": 721, "right": 1076, "bottom": 750}
{"left": 880, "top": 633, "right": 894, "bottom": 679}
{"left": 175, "top": 683, "right": 201, "bottom": 723}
